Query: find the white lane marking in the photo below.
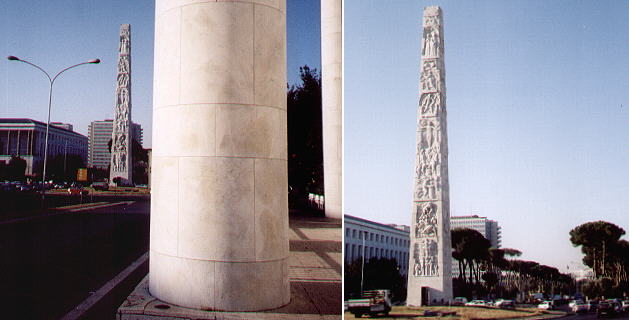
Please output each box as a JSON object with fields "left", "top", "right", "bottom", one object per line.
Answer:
{"left": 68, "top": 201, "right": 135, "bottom": 212}
{"left": 60, "top": 251, "right": 149, "bottom": 320}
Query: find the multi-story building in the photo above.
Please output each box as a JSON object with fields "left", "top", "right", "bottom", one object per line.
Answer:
{"left": 0, "top": 118, "right": 88, "bottom": 176}
{"left": 451, "top": 215, "right": 501, "bottom": 248}
{"left": 87, "top": 120, "right": 142, "bottom": 169}
{"left": 344, "top": 214, "right": 410, "bottom": 277}
{"left": 450, "top": 215, "right": 501, "bottom": 278}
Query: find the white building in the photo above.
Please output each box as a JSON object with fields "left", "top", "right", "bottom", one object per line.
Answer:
{"left": 451, "top": 215, "right": 501, "bottom": 248}
{"left": 0, "top": 118, "right": 87, "bottom": 176}
{"left": 345, "top": 214, "right": 410, "bottom": 276}
{"left": 451, "top": 215, "right": 501, "bottom": 278}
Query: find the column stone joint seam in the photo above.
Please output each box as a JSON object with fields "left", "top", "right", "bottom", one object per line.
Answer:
{"left": 253, "top": 157, "right": 256, "bottom": 258}
{"left": 156, "top": 1, "right": 285, "bottom": 19}
{"left": 155, "top": 103, "right": 287, "bottom": 113}
{"left": 252, "top": 2, "right": 256, "bottom": 109}
{"left": 177, "top": 6, "right": 182, "bottom": 107}
{"left": 151, "top": 249, "right": 288, "bottom": 264}
{"left": 176, "top": 157, "right": 180, "bottom": 256}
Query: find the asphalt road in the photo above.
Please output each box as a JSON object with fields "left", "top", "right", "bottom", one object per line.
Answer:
{"left": 0, "top": 193, "right": 150, "bottom": 319}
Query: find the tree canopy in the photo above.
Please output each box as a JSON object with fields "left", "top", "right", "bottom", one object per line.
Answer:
{"left": 570, "top": 221, "right": 628, "bottom": 290}
{"left": 287, "top": 66, "right": 323, "bottom": 209}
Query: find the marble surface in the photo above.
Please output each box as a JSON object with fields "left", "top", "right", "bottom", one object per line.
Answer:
{"left": 150, "top": 0, "right": 288, "bottom": 311}
{"left": 321, "top": 0, "right": 343, "bottom": 219}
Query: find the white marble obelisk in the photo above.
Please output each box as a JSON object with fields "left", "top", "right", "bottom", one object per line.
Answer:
{"left": 149, "top": 0, "right": 289, "bottom": 311}
{"left": 321, "top": 0, "right": 342, "bottom": 219}
{"left": 110, "top": 24, "right": 133, "bottom": 185}
{"left": 407, "top": 6, "right": 453, "bottom": 306}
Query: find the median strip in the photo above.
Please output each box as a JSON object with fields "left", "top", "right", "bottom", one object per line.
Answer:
{"left": 54, "top": 202, "right": 109, "bottom": 210}
{"left": 0, "top": 201, "right": 136, "bottom": 225}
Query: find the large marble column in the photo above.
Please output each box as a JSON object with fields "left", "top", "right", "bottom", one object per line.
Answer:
{"left": 321, "top": 0, "right": 342, "bottom": 219}
{"left": 406, "top": 6, "right": 453, "bottom": 306}
{"left": 150, "top": 0, "right": 289, "bottom": 311}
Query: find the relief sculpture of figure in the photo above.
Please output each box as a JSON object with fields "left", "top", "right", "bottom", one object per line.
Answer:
{"left": 420, "top": 93, "right": 439, "bottom": 115}
{"left": 420, "top": 119, "right": 437, "bottom": 149}
{"left": 415, "top": 203, "right": 437, "bottom": 237}
{"left": 120, "top": 37, "right": 129, "bottom": 54}
{"left": 117, "top": 74, "right": 129, "bottom": 88}
{"left": 423, "top": 30, "right": 439, "bottom": 57}
{"left": 118, "top": 58, "right": 129, "bottom": 73}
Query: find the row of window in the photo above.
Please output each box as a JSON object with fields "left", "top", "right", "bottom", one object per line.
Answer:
{"left": 345, "top": 244, "right": 409, "bottom": 272}
{"left": 345, "top": 228, "right": 409, "bottom": 248}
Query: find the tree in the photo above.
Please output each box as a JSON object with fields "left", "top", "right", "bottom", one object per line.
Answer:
{"left": 344, "top": 258, "right": 406, "bottom": 302}
{"left": 451, "top": 228, "right": 491, "bottom": 284}
{"left": 46, "top": 154, "right": 85, "bottom": 181}
{"left": 287, "top": 66, "right": 323, "bottom": 209}
{"left": 6, "top": 155, "right": 27, "bottom": 181}
{"left": 570, "top": 221, "right": 626, "bottom": 279}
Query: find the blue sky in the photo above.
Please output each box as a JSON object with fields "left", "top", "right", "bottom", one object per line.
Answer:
{"left": 1, "top": 0, "right": 321, "bottom": 147}
{"left": 345, "top": 0, "right": 629, "bottom": 272}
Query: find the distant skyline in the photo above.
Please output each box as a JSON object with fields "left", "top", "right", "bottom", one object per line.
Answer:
{"left": 1, "top": 0, "right": 321, "bottom": 148}
{"left": 345, "top": 0, "right": 629, "bottom": 273}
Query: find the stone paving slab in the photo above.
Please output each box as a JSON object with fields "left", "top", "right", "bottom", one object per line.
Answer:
{"left": 117, "top": 215, "right": 342, "bottom": 319}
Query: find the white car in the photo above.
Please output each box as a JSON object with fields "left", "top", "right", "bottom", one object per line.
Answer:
{"left": 572, "top": 302, "right": 588, "bottom": 314}
{"left": 538, "top": 301, "right": 554, "bottom": 310}
{"left": 452, "top": 297, "right": 468, "bottom": 306}
{"left": 465, "top": 300, "right": 486, "bottom": 306}
{"left": 496, "top": 299, "right": 515, "bottom": 309}
{"left": 569, "top": 299, "right": 583, "bottom": 308}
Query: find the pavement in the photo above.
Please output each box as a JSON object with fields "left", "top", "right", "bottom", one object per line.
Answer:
{"left": 116, "top": 210, "right": 342, "bottom": 320}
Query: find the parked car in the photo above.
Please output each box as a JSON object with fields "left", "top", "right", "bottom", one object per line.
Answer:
{"left": 597, "top": 301, "right": 616, "bottom": 318}
{"left": 572, "top": 302, "right": 588, "bottom": 314}
{"left": 588, "top": 300, "right": 599, "bottom": 312}
{"left": 496, "top": 299, "right": 515, "bottom": 309}
{"left": 91, "top": 182, "right": 109, "bottom": 191}
{"left": 569, "top": 299, "right": 584, "bottom": 308}
{"left": 606, "top": 299, "right": 622, "bottom": 312}
{"left": 465, "top": 300, "right": 487, "bottom": 306}
{"left": 538, "top": 301, "right": 554, "bottom": 310}
{"left": 451, "top": 297, "right": 468, "bottom": 306}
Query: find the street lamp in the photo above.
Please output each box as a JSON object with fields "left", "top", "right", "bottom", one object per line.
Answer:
{"left": 7, "top": 56, "right": 100, "bottom": 204}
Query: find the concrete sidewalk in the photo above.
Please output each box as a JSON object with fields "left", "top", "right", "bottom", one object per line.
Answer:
{"left": 116, "top": 212, "right": 342, "bottom": 319}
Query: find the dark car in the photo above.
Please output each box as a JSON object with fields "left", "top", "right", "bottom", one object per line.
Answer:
{"left": 589, "top": 300, "right": 599, "bottom": 312}
{"left": 91, "top": 182, "right": 109, "bottom": 191}
{"left": 597, "top": 301, "right": 616, "bottom": 318}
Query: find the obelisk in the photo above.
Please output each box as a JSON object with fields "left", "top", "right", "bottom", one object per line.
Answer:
{"left": 110, "top": 24, "right": 132, "bottom": 186}
{"left": 407, "top": 6, "right": 453, "bottom": 306}
{"left": 149, "top": 0, "right": 289, "bottom": 311}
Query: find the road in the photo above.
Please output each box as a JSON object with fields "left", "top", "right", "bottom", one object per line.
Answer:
{"left": 0, "top": 193, "right": 150, "bottom": 320}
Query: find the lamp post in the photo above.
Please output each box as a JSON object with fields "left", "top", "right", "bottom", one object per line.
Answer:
{"left": 7, "top": 56, "right": 100, "bottom": 204}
